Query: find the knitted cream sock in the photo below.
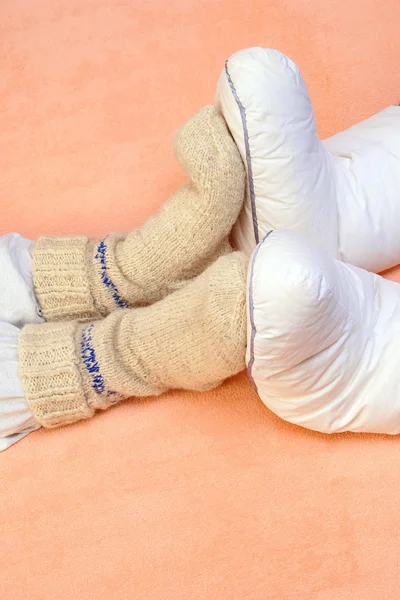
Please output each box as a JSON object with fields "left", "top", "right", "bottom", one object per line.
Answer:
{"left": 33, "top": 105, "right": 245, "bottom": 322}
{"left": 19, "top": 252, "right": 247, "bottom": 429}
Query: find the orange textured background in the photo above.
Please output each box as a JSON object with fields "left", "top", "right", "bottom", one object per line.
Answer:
{"left": 2, "top": 1, "right": 400, "bottom": 599}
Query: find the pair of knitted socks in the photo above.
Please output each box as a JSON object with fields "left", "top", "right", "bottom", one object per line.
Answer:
{"left": 19, "top": 106, "right": 248, "bottom": 429}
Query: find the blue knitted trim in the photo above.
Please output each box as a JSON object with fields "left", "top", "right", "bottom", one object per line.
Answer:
{"left": 81, "top": 323, "right": 123, "bottom": 403}
{"left": 95, "top": 238, "right": 129, "bottom": 309}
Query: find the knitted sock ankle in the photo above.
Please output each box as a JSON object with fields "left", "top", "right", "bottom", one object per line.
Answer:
{"left": 33, "top": 105, "right": 245, "bottom": 322}
{"left": 19, "top": 251, "right": 247, "bottom": 428}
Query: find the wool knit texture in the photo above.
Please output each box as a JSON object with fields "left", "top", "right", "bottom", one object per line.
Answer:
{"left": 19, "top": 252, "right": 248, "bottom": 428}
{"left": 32, "top": 105, "right": 245, "bottom": 322}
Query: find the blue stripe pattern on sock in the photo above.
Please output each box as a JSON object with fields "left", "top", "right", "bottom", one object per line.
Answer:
{"left": 81, "top": 323, "right": 123, "bottom": 403}
{"left": 95, "top": 238, "right": 129, "bottom": 309}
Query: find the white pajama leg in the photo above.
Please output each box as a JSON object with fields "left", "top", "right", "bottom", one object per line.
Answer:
{"left": 0, "top": 233, "right": 43, "bottom": 451}
{"left": 0, "top": 233, "right": 43, "bottom": 327}
{"left": 0, "top": 322, "right": 40, "bottom": 451}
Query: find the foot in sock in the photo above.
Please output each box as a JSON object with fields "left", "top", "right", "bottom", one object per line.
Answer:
{"left": 17, "top": 227, "right": 400, "bottom": 435}
{"left": 248, "top": 230, "right": 400, "bottom": 434}
{"left": 216, "top": 46, "right": 400, "bottom": 272}
{"left": 33, "top": 105, "right": 245, "bottom": 322}
{"left": 19, "top": 251, "right": 247, "bottom": 428}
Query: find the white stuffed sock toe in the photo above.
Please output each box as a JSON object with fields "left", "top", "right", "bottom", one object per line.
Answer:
{"left": 248, "top": 230, "right": 400, "bottom": 434}
{"left": 216, "top": 47, "right": 338, "bottom": 258}
{"left": 217, "top": 46, "right": 400, "bottom": 273}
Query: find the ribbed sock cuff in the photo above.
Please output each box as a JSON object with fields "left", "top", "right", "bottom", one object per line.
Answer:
{"left": 19, "top": 321, "right": 94, "bottom": 428}
{"left": 33, "top": 235, "right": 100, "bottom": 321}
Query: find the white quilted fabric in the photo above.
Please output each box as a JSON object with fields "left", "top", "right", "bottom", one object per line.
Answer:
{"left": 247, "top": 230, "right": 400, "bottom": 434}
{"left": 216, "top": 46, "right": 400, "bottom": 273}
